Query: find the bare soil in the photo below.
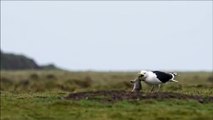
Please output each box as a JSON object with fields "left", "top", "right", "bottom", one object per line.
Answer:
{"left": 65, "top": 90, "right": 213, "bottom": 103}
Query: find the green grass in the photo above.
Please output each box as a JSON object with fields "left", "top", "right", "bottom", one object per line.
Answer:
{"left": 1, "top": 91, "right": 213, "bottom": 120}
{"left": 1, "top": 70, "right": 213, "bottom": 120}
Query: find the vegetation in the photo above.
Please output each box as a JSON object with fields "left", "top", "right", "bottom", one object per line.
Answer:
{"left": 0, "top": 50, "right": 58, "bottom": 70}
{"left": 1, "top": 70, "right": 213, "bottom": 120}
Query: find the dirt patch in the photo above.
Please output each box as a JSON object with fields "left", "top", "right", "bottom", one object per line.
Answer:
{"left": 65, "top": 90, "right": 213, "bottom": 103}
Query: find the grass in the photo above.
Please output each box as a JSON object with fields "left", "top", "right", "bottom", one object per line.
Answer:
{"left": 1, "top": 91, "right": 213, "bottom": 120}
{"left": 1, "top": 70, "right": 213, "bottom": 120}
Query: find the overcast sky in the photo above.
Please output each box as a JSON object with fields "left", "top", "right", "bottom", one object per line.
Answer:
{"left": 1, "top": 1, "right": 212, "bottom": 71}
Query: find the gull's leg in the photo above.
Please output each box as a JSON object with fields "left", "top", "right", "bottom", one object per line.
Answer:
{"left": 150, "top": 85, "right": 155, "bottom": 92}
{"left": 157, "top": 84, "right": 161, "bottom": 92}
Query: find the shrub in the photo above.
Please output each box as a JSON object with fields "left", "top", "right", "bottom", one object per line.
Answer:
{"left": 0, "top": 77, "right": 13, "bottom": 90}
{"left": 72, "top": 76, "right": 93, "bottom": 88}
{"left": 29, "top": 73, "right": 39, "bottom": 80}
{"left": 46, "top": 74, "right": 57, "bottom": 80}
{"left": 208, "top": 76, "right": 213, "bottom": 83}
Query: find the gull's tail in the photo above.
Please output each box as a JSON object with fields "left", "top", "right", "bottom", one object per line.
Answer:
{"left": 170, "top": 72, "right": 178, "bottom": 82}
{"left": 170, "top": 79, "right": 178, "bottom": 82}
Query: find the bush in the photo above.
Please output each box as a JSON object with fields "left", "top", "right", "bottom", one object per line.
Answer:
{"left": 46, "top": 74, "right": 57, "bottom": 80}
{"left": 0, "top": 77, "right": 13, "bottom": 90}
{"left": 29, "top": 73, "right": 39, "bottom": 80}
{"left": 208, "top": 76, "right": 213, "bottom": 83}
{"left": 71, "top": 76, "right": 93, "bottom": 88}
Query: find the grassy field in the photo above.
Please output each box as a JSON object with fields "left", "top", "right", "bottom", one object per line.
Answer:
{"left": 1, "top": 70, "right": 213, "bottom": 120}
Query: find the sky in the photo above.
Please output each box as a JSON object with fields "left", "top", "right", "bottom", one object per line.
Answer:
{"left": 1, "top": 1, "right": 212, "bottom": 71}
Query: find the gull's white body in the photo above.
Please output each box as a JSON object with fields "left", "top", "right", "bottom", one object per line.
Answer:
{"left": 143, "top": 71, "right": 162, "bottom": 85}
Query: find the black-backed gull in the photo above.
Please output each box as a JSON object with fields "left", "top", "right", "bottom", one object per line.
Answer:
{"left": 138, "top": 70, "right": 178, "bottom": 92}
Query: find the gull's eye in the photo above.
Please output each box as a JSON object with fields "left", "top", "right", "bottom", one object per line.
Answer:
{"left": 139, "top": 74, "right": 143, "bottom": 77}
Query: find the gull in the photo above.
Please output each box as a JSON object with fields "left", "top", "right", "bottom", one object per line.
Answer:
{"left": 138, "top": 70, "right": 178, "bottom": 92}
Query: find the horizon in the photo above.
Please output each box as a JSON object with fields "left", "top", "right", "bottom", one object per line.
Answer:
{"left": 1, "top": 50, "right": 212, "bottom": 72}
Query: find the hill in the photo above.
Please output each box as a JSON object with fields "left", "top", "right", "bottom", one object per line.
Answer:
{"left": 0, "top": 50, "right": 58, "bottom": 70}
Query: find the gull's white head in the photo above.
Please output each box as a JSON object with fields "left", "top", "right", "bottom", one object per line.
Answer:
{"left": 138, "top": 70, "right": 148, "bottom": 80}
